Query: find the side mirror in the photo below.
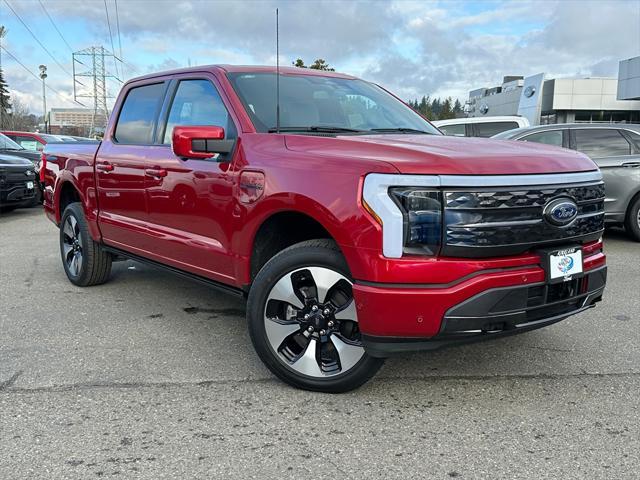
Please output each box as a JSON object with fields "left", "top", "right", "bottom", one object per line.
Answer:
{"left": 172, "top": 125, "right": 234, "bottom": 160}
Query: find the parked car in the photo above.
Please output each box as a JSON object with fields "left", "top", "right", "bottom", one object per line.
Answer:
{"left": 0, "top": 153, "right": 38, "bottom": 212}
{"left": 42, "top": 65, "right": 607, "bottom": 392}
{"left": 493, "top": 123, "right": 640, "bottom": 241}
{"left": 2, "top": 131, "right": 65, "bottom": 151}
{"left": 0, "top": 133, "right": 42, "bottom": 204}
{"left": 433, "top": 116, "right": 530, "bottom": 137}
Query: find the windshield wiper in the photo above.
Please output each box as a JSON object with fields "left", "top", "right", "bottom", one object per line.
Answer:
{"left": 267, "top": 126, "right": 365, "bottom": 134}
{"left": 368, "top": 128, "right": 433, "bottom": 134}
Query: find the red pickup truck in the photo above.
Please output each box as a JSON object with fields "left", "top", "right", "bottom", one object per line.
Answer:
{"left": 42, "top": 65, "right": 607, "bottom": 392}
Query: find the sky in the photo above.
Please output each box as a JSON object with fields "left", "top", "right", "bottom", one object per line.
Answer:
{"left": 1, "top": 0, "right": 639, "bottom": 115}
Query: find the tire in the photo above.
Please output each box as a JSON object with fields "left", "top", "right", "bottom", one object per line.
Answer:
{"left": 625, "top": 196, "right": 640, "bottom": 242}
{"left": 247, "top": 239, "right": 384, "bottom": 393}
{"left": 0, "top": 206, "right": 16, "bottom": 214}
{"left": 60, "top": 202, "right": 113, "bottom": 286}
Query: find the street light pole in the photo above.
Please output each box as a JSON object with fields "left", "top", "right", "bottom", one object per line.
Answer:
{"left": 39, "top": 64, "right": 48, "bottom": 133}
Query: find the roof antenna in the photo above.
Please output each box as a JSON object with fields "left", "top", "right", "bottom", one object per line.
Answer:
{"left": 275, "top": 8, "right": 281, "bottom": 134}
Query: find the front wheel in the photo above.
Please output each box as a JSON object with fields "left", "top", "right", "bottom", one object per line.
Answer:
{"left": 247, "top": 239, "right": 384, "bottom": 393}
{"left": 625, "top": 196, "right": 640, "bottom": 242}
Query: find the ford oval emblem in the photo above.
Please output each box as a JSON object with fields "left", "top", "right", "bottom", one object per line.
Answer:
{"left": 543, "top": 198, "right": 579, "bottom": 226}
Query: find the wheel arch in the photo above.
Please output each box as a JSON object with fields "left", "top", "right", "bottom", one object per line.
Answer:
{"left": 55, "top": 175, "right": 102, "bottom": 242}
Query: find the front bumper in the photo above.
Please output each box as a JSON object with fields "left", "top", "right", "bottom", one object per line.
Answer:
{"left": 0, "top": 182, "right": 37, "bottom": 207}
{"left": 353, "top": 242, "right": 606, "bottom": 357}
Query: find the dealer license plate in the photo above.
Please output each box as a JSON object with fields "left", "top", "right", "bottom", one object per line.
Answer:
{"left": 26, "top": 181, "right": 34, "bottom": 189}
{"left": 547, "top": 247, "right": 582, "bottom": 283}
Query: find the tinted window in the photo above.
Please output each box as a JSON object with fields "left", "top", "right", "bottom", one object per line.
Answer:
{"left": 163, "top": 79, "right": 234, "bottom": 144}
{"left": 574, "top": 129, "right": 631, "bottom": 158}
{"left": 227, "top": 73, "right": 440, "bottom": 134}
{"left": 475, "top": 121, "right": 519, "bottom": 138}
{"left": 114, "top": 83, "right": 165, "bottom": 144}
{"left": 521, "top": 130, "right": 563, "bottom": 147}
{"left": 439, "top": 124, "right": 465, "bottom": 136}
{"left": 623, "top": 130, "right": 640, "bottom": 149}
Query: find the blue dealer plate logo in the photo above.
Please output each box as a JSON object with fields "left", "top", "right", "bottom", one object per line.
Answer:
{"left": 544, "top": 198, "right": 579, "bottom": 226}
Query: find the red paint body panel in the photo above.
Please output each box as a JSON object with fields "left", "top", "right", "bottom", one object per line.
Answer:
{"left": 353, "top": 243, "right": 605, "bottom": 337}
{"left": 42, "top": 65, "right": 606, "bottom": 341}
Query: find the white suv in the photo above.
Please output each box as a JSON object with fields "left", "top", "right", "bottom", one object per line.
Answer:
{"left": 433, "top": 116, "right": 530, "bottom": 138}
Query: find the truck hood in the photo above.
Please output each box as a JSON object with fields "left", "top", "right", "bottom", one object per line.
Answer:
{"left": 0, "top": 153, "right": 34, "bottom": 167}
{"left": 284, "top": 134, "right": 597, "bottom": 175}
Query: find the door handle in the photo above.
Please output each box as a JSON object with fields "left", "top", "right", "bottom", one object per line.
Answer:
{"left": 622, "top": 162, "right": 640, "bottom": 168}
{"left": 145, "top": 168, "right": 168, "bottom": 178}
{"left": 96, "top": 162, "right": 114, "bottom": 173}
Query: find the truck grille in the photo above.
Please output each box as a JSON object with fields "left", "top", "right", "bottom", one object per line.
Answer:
{"left": 441, "top": 181, "right": 605, "bottom": 257}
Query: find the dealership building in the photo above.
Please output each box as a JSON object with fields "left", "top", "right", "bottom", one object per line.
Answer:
{"left": 466, "top": 57, "right": 640, "bottom": 126}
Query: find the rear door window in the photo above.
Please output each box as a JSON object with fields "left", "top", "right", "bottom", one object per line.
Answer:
{"left": 520, "top": 130, "right": 563, "bottom": 147}
{"left": 439, "top": 124, "right": 466, "bottom": 136}
{"left": 114, "top": 82, "right": 165, "bottom": 144}
{"left": 574, "top": 129, "right": 631, "bottom": 158}
{"left": 475, "top": 121, "right": 519, "bottom": 138}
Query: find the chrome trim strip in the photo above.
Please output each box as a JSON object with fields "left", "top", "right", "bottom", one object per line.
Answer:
{"left": 438, "top": 171, "right": 602, "bottom": 187}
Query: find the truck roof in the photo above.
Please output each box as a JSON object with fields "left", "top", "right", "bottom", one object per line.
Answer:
{"left": 127, "top": 64, "right": 357, "bottom": 84}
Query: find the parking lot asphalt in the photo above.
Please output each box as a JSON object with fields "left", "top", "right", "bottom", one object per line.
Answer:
{"left": 1, "top": 208, "right": 639, "bottom": 479}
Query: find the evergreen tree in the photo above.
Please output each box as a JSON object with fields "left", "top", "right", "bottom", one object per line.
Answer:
{"left": 440, "top": 97, "right": 455, "bottom": 120}
{"left": 0, "top": 67, "right": 11, "bottom": 122}
{"left": 292, "top": 58, "right": 306, "bottom": 68}
{"left": 453, "top": 99, "right": 463, "bottom": 115}
{"left": 309, "top": 59, "right": 334, "bottom": 71}
{"left": 0, "top": 26, "right": 11, "bottom": 127}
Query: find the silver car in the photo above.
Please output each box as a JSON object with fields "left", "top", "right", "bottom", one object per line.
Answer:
{"left": 494, "top": 123, "right": 640, "bottom": 241}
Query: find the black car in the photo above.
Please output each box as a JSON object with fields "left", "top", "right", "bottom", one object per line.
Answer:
{"left": 0, "top": 154, "right": 38, "bottom": 212}
{"left": 0, "top": 133, "right": 42, "bottom": 203}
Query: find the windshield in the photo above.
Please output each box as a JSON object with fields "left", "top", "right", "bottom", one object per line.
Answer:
{"left": 227, "top": 73, "right": 440, "bottom": 135}
{"left": 40, "top": 134, "right": 68, "bottom": 142}
{"left": 0, "top": 133, "right": 25, "bottom": 150}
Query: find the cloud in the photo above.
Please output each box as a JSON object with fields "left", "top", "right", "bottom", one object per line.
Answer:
{"left": 4, "top": 0, "right": 638, "bottom": 112}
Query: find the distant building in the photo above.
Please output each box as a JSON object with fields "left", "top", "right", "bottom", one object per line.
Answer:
{"left": 49, "top": 108, "right": 107, "bottom": 129}
{"left": 467, "top": 70, "right": 640, "bottom": 126}
{"left": 618, "top": 56, "right": 640, "bottom": 101}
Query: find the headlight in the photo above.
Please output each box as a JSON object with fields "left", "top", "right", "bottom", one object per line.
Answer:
{"left": 362, "top": 173, "right": 441, "bottom": 258}
{"left": 389, "top": 188, "right": 442, "bottom": 255}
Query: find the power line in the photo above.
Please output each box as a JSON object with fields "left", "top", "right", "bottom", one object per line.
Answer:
{"left": 3, "top": 0, "right": 74, "bottom": 78}
{"left": 38, "top": 0, "right": 74, "bottom": 53}
{"left": 114, "top": 0, "right": 124, "bottom": 77}
{"left": 103, "top": 0, "right": 120, "bottom": 80}
{"left": 0, "top": 45, "right": 85, "bottom": 107}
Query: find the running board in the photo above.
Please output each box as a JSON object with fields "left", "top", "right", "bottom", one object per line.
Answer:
{"left": 102, "top": 245, "right": 246, "bottom": 298}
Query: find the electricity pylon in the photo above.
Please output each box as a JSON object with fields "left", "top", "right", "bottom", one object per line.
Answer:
{"left": 72, "top": 46, "right": 121, "bottom": 136}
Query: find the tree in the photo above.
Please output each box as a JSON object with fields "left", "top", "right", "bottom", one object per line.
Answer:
{"left": 309, "top": 59, "right": 334, "bottom": 71}
{"left": 453, "top": 99, "right": 463, "bottom": 116}
{"left": 0, "top": 26, "right": 12, "bottom": 128}
{"left": 292, "top": 58, "right": 335, "bottom": 71}
{"left": 4, "top": 96, "right": 37, "bottom": 131}
{"left": 439, "top": 97, "right": 455, "bottom": 120}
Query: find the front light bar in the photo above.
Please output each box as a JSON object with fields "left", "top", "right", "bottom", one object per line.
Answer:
{"left": 362, "top": 174, "right": 439, "bottom": 258}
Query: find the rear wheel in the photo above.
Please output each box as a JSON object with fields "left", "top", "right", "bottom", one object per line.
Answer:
{"left": 625, "top": 196, "right": 640, "bottom": 242}
{"left": 60, "top": 202, "right": 113, "bottom": 286}
{"left": 247, "top": 239, "right": 384, "bottom": 392}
